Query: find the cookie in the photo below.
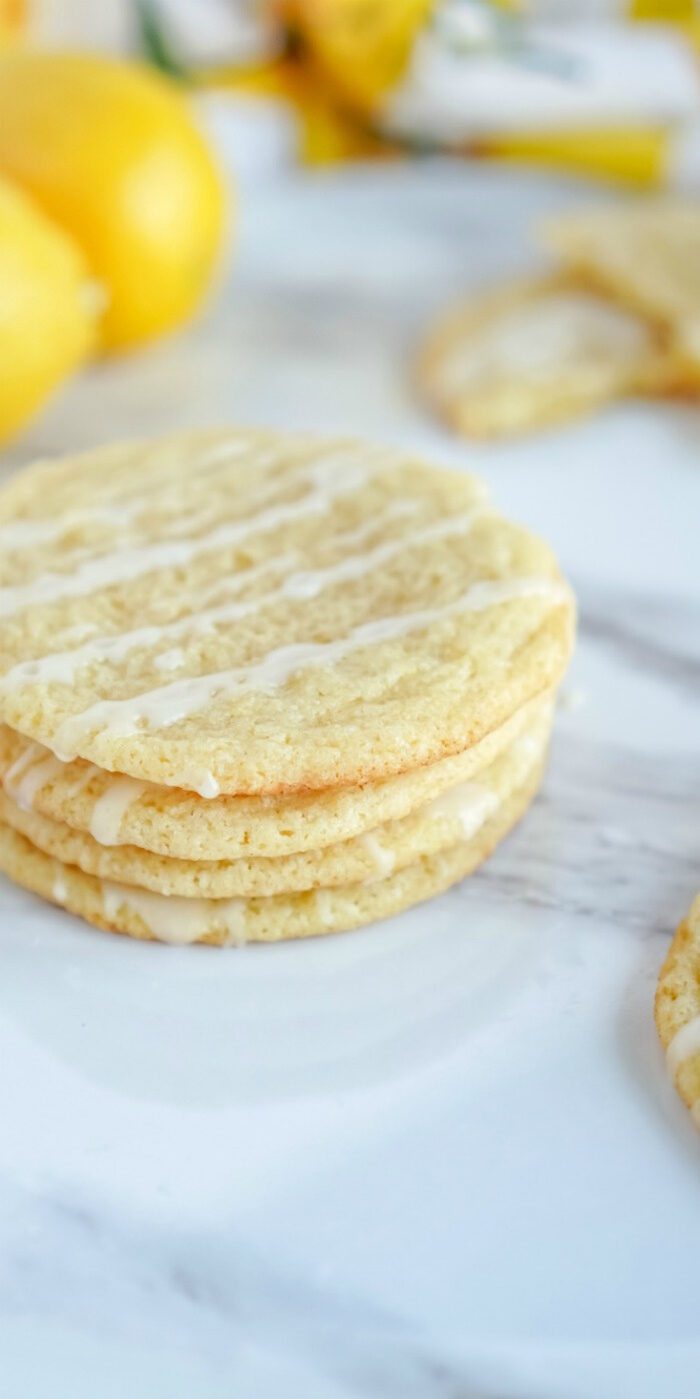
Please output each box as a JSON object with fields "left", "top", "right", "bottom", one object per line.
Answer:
{"left": 0, "top": 707, "right": 550, "bottom": 897}
{"left": 655, "top": 894, "right": 700, "bottom": 1126}
{"left": 418, "top": 271, "right": 677, "bottom": 440}
{"left": 0, "top": 760, "right": 543, "bottom": 945}
{"left": 0, "top": 429, "right": 573, "bottom": 793}
{"left": 0, "top": 692, "right": 552, "bottom": 860}
{"left": 542, "top": 201, "right": 700, "bottom": 376}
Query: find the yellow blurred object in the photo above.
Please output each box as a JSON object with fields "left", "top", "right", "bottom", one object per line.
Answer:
{"left": 294, "top": 79, "right": 394, "bottom": 164}
{"left": 0, "top": 0, "right": 26, "bottom": 44}
{"left": 629, "top": 0, "right": 695, "bottom": 18}
{"left": 480, "top": 127, "right": 669, "bottom": 189}
{"left": 201, "top": 52, "right": 392, "bottom": 164}
{"left": 284, "top": 0, "right": 433, "bottom": 115}
{"left": 0, "top": 51, "right": 227, "bottom": 352}
{"left": 0, "top": 174, "right": 95, "bottom": 443}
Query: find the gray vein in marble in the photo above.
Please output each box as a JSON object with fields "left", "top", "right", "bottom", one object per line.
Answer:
{"left": 0, "top": 1178, "right": 518, "bottom": 1399}
{"left": 480, "top": 733, "right": 697, "bottom": 937}
{"left": 579, "top": 583, "right": 700, "bottom": 700}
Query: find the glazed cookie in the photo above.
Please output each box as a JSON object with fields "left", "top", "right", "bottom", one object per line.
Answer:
{"left": 0, "top": 709, "right": 550, "bottom": 897}
{"left": 0, "top": 761, "right": 542, "bottom": 945}
{"left": 0, "top": 429, "right": 573, "bottom": 793}
{"left": 542, "top": 201, "right": 700, "bottom": 376}
{"left": 655, "top": 895, "right": 700, "bottom": 1126}
{"left": 418, "top": 271, "right": 677, "bottom": 440}
{"left": 0, "top": 692, "right": 552, "bottom": 860}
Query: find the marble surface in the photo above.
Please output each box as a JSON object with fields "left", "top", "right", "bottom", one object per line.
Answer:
{"left": 1, "top": 162, "right": 699, "bottom": 1399}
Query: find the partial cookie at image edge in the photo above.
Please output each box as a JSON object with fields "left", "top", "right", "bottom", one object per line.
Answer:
{"left": 655, "top": 894, "right": 700, "bottom": 1125}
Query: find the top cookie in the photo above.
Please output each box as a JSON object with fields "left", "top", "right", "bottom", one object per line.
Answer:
{"left": 0, "top": 429, "right": 573, "bottom": 794}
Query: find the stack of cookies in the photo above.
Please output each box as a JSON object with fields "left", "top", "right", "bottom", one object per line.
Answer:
{"left": 419, "top": 199, "right": 700, "bottom": 439}
{"left": 0, "top": 429, "right": 574, "bottom": 946}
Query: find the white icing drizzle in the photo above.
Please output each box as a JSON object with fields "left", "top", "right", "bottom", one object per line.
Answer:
{"left": 154, "top": 647, "right": 185, "bottom": 674}
{"left": 101, "top": 882, "right": 246, "bottom": 946}
{"left": 165, "top": 767, "right": 221, "bottom": 799}
{"left": 3, "top": 745, "right": 64, "bottom": 812}
{"left": 360, "top": 832, "right": 396, "bottom": 881}
{"left": 13, "top": 756, "right": 66, "bottom": 811}
{"left": 0, "top": 504, "right": 140, "bottom": 553}
{"left": 424, "top": 780, "right": 497, "bottom": 838}
{"left": 0, "top": 436, "right": 262, "bottom": 556}
{"left": 89, "top": 777, "right": 147, "bottom": 845}
{"left": 3, "top": 742, "right": 42, "bottom": 791}
{"left": 0, "top": 450, "right": 370, "bottom": 618}
{"left": 439, "top": 291, "right": 652, "bottom": 394}
{"left": 51, "top": 575, "right": 568, "bottom": 762}
{"left": 0, "top": 554, "right": 299, "bottom": 692}
{"left": 0, "top": 503, "right": 466, "bottom": 693}
{"left": 190, "top": 771, "right": 220, "bottom": 799}
{"left": 281, "top": 507, "right": 482, "bottom": 600}
{"left": 666, "top": 1015, "right": 700, "bottom": 1078}
{"left": 67, "top": 763, "right": 100, "bottom": 797}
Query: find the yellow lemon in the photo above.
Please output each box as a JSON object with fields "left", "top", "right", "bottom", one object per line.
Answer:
{"left": 0, "top": 0, "right": 26, "bottom": 45}
{"left": 0, "top": 51, "right": 228, "bottom": 351}
{"left": 0, "top": 174, "right": 95, "bottom": 443}
{"left": 288, "top": 0, "right": 433, "bottom": 115}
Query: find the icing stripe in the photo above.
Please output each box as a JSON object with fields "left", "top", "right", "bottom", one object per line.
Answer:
{"left": 89, "top": 777, "right": 147, "bottom": 846}
{"left": 101, "top": 882, "right": 246, "bottom": 946}
{"left": 3, "top": 743, "right": 42, "bottom": 791}
{"left": 0, "top": 554, "right": 298, "bottom": 691}
{"left": 51, "top": 576, "right": 568, "bottom": 761}
{"left": 0, "top": 506, "right": 481, "bottom": 691}
{"left": 423, "top": 780, "right": 497, "bottom": 837}
{"left": 3, "top": 745, "right": 65, "bottom": 812}
{"left": 0, "top": 436, "right": 264, "bottom": 554}
{"left": 281, "top": 508, "right": 483, "bottom": 601}
{"left": 0, "top": 450, "right": 371, "bottom": 618}
{"left": 7, "top": 755, "right": 65, "bottom": 812}
{"left": 0, "top": 507, "right": 136, "bottom": 552}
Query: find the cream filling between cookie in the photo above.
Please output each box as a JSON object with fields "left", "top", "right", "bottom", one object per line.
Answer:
{"left": 101, "top": 882, "right": 247, "bottom": 946}
{"left": 89, "top": 777, "right": 148, "bottom": 845}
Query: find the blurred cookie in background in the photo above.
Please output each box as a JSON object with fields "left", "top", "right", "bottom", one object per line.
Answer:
{"left": 419, "top": 199, "right": 700, "bottom": 440}
{"left": 417, "top": 269, "right": 681, "bottom": 440}
{"left": 542, "top": 200, "right": 700, "bottom": 377}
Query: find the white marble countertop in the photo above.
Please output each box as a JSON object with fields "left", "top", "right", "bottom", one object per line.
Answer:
{"left": 1, "top": 162, "right": 698, "bottom": 1399}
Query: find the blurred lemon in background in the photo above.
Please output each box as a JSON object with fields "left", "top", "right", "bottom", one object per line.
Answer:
{"left": 0, "top": 51, "right": 228, "bottom": 351}
{"left": 284, "top": 0, "right": 433, "bottom": 115}
{"left": 0, "top": 0, "right": 25, "bottom": 45}
{"left": 0, "top": 173, "right": 96, "bottom": 441}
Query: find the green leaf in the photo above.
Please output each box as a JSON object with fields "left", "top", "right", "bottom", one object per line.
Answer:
{"left": 134, "top": 0, "right": 191, "bottom": 82}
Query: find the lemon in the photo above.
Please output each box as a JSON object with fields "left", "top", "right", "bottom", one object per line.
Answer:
{"left": 0, "top": 51, "right": 228, "bottom": 351}
{"left": 0, "top": 173, "right": 95, "bottom": 443}
{"left": 0, "top": 0, "right": 25, "bottom": 45}
{"left": 289, "top": 0, "right": 432, "bottom": 115}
